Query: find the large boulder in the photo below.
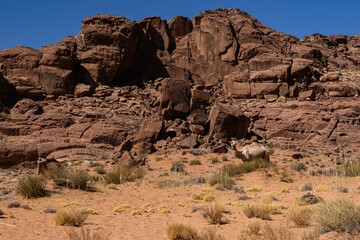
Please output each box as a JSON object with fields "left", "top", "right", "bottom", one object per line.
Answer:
{"left": 160, "top": 79, "right": 191, "bottom": 119}
{"left": 0, "top": 141, "right": 38, "bottom": 165}
{"left": 135, "top": 115, "right": 164, "bottom": 143}
{"left": 0, "top": 46, "right": 44, "bottom": 98}
{"left": 209, "top": 104, "right": 250, "bottom": 139}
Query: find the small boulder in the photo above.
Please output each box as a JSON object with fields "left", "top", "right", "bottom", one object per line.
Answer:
{"left": 177, "top": 134, "right": 198, "bottom": 149}
{"left": 74, "top": 84, "right": 92, "bottom": 97}
{"left": 117, "top": 151, "right": 135, "bottom": 165}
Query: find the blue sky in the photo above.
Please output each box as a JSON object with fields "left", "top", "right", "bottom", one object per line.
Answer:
{"left": 0, "top": 0, "right": 359, "bottom": 50}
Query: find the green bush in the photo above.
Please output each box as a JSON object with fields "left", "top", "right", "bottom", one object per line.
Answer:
{"left": 104, "top": 165, "right": 144, "bottom": 185}
{"left": 190, "top": 159, "right": 202, "bottom": 166}
{"left": 17, "top": 175, "right": 46, "bottom": 198}
{"left": 208, "top": 174, "right": 234, "bottom": 189}
{"left": 68, "top": 170, "right": 90, "bottom": 190}
{"left": 95, "top": 166, "right": 106, "bottom": 175}
{"left": 171, "top": 161, "right": 185, "bottom": 173}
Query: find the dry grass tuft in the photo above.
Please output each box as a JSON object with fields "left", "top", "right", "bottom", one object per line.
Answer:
{"left": 313, "top": 198, "right": 360, "bottom": 233}
{"left": 199, "top": 228, "right": 225, "bottom": 240}
{"left": 104, "top": 165, "right": 145, "bottom": 185}
{"left": 113, "top": 204, "right": 130, "bottom": 213}
{"left": 203, "top": 194, "right": 215, "bottom": 202}
{"left": 17, "top": 175, "right": 46, "bottom": 198}
{"left": 300, "top": 230, "right": 320, "bottom": 240}
{"left": 55, "top": 209, "right": 89, "bottom": 226}
{"left": 261, "top": 224, "right": 294, "bottom": 240}
{"left": 191, "top": 193, "right": 204, "bottom": 200}
{"left": 165, "top": 222, "right": 199, "bottom": 240}
{"left": 129, "top": 210, "right": 141, "bottom": 216}
{"left": 243, "top": 203, "right": 281, "bottom": 220}
{"left": 246, "top": 222, "right": 261, "bottom": 236}
{"left": 66, "top": 228, "right": 111, "bottom": 240}
{"left": 204, "top": 202, "right": 226, "bottom": 224}
{"left": 244, "top": 186, "right": 262, "bottom": 192}
{"left": 288, "top": 208, "right": 313, "bottom": 227}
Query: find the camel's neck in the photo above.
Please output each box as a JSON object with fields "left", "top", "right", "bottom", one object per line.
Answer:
{"left": 232, "top": 145, "right": 247, "bottom": 162}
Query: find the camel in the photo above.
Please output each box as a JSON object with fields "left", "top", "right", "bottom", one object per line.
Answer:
{"left": 230, "top": 141, "right": 270, "bottom": 163}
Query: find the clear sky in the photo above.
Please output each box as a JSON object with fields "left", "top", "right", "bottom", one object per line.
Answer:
{"left": 0, "top": 0, "right": 359, "bottom": 50}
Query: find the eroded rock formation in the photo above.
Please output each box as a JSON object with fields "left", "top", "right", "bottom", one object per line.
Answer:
{"left": 0, "top": 8, "right": 359, "bottom": 165}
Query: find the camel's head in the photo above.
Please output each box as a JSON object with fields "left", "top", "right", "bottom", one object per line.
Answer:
{"left": 230, "top": 140, "right": 237, "bottom": 148}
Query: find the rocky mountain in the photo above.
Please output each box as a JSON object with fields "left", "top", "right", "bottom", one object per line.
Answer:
{"left": 0, "top": 8, "right": 359, "bottom": 166}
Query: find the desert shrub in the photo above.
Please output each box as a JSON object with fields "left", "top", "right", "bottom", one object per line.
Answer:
{"left": 119, "top": 164, "right": 145, "bottom": 182}
{"left": 280, "top": 171, "right": 293, "bottom": 183}
{"left": 261, "top": 224, "right": 294, "bottom": 240}
{"left": 46, "top": 164, "right": 69, "bottom": 186}
{"left": 291, "top": 163, "right": 307, "bottom": 171}
{"left": 68, "top": 170, "right": 90, "bottom": 190}
{"left": 204, "top": 202, "right": 226, "bottom": 224}
{"left": 55, "top": 209, "right": 89, "bottom": 226}
{"left": 337, "top": 161, "right": 360, "bottom": 177}
{"left": 129, "top": 210, "right": 141, "bottom": 216}
{"left": 89, "top": 162, "right": 102, "bottom": 168}
{"left": 203, "top": 194, "right": 215, "bottom": 202}
{"left": 200, "top": 228, "right": 225, "bottom": 240}
{"left": 191, "top": 193, "right": 204, "bottom": 200}
{"left": 313, "top": 198, "right": 360, "bottom": 233}
{"left": 300, "top": 230, "right": 320, "bottom": 240}
{"left": 244, "top": 186, "right": 262, "bottom": 192}
{"left": 208, "top": 174, "right": 235, "bottom": 189}
{"left": 288, "top": 208, "right": 313, "bottom": 227}
{"left": 103, "top": 167, "right": 121, "bottom": 184}
{"left": 221, "top": 161, "right": 270, "bottom": 177}
{"left": 246, "top": 222, "right": 261, "bottom": 236}
{"left": 190, "top": 159, "right": 202, "bottom": 165}
{"left": 221, "top": 163, "right": 242, "bottom": 177}
{"left": 243, "top": 203, "right": 281, "bottom": 220}
{"left": 262, "top": 194, "right": 277, "bottom": 204}
{"left": 66, "top": 228, "right": 111, "bottom": 240}
{"left": 221, "top": 156, "right": 228, "bottom": 162}
{"left": 104, "top": 165, "right": 144, "bottom": 185}
{"left": 209, "top": 157, "right": 219, "bottom": 164}
{"left": 171, "top": 161, "right": 185, "bottom": 173}
{"left": 280, "top": 187, "right": 290, "bottom": 193}
{"left": 113, "top": 204, "right": 130, "bottom": 213}
{"left": 165, "top": 222, "right": 199, "bottom": 240}
{"left": 17, "top": 175, "right": 46, "bottom": 198}
{"left": 95, "top": 166, "right": 106, "bottom": 175}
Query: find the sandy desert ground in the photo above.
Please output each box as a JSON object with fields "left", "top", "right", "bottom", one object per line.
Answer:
{"left": 0, "top": 145, "right": 360, "bottom": 240}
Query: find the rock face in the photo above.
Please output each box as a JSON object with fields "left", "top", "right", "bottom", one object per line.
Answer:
{"left": 0, "top": 8, "right": 360, "bottom": 165}
{"left": 209, "top": 105, "right": 249, "bottom": 139}
{"left": 1, "top": 9, "right": 359, "bottom": 99}
{"left": 0, "top": 72, "right": 16, "bottom": 107}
